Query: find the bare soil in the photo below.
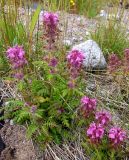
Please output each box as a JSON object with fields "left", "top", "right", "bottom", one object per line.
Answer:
{"left": 0, "top": 124, "right": 37, "bottom": 160}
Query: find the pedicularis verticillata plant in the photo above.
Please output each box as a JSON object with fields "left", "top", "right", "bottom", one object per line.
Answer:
{"left": 79, "top": 96, "right": 127, "bottom": 159}
{"left": 95, "top": 110, "right": 111, "bottom": 126}
{"left": 4, "top": 11, "right": 128, "bottom": 158}
{"left": 67, "top": 49, "right": 85, "bottom": 88}
{"left": 5, "top": 12, "right": 86, "bottom": 146}
{"left": 108, "top": 49, "right": 129, "bottom": 74}
{"left": 109, "top": 127, "right": 126, "bottom": 148}
{"left": 108, "top": 49, "right": 129, "bottom": 104}
{"left": 79, "top": 96, "right": 127, "bottom": 147}
{"left": 108, "top": 54, "right": 122, "bottom": 73}
{"left": 87, "top": 122, "right": 105, "bottom": 143}
{"left": 6, "top": 45, "right": 28, "bottom": 79}
{"left": 43, "top": 12, "right": 59, "bottom": 50}
{"left": 80, "top": 96, "right": 97, "bottom": 117}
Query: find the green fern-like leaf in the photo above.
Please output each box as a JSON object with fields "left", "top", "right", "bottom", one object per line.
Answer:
{"left": 27, "top": 123, "right": 38, "bottom": 138}
{"left": 61, "top": 116, "right": 70, "bottom": 128}
{"left": 15, "top": 110, "right": 30, "bottom": 123}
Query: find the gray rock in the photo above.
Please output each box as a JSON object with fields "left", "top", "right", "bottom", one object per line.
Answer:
{"left": 72, "top": 40, "right": 107, "bottom": 69}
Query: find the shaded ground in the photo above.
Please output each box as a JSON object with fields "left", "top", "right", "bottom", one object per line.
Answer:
{"left": 0, "top": 124, "right": 37, "bottom": 160}
{"left": 0, "top": 123, "right": 88, "bottom": 160}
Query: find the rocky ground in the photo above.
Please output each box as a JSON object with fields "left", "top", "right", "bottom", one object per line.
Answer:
{"left": 58, "top": 7, "right": 129, "bottom": 45}
{"left": 0, "top": 124, "right": 37, "bottom": 160}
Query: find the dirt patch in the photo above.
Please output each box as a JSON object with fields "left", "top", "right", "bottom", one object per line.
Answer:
{"left": 0, "top": 124, "right": 37, "bottom": 160}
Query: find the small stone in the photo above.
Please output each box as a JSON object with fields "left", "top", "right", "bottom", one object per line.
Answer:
{"left": 5, "top": 119, "right": 9, "bottom": 123}
{"left": 99, "top": 10, "right": 108, "bottom": 18}
{"left": 10, "top": 120, "right": 14, "bottom": 126}
{"left": 72, "top": 37, "right": 78, "bottom": 43}
{"left": 87, "top": 84, "right": 96, "bottom": 92}
{"left": 5, "top": 102, "right": 10, "bottom": 106}
{"left": 86, "top": 31, "right": 90, "bottom": 36}
{"left": 63, "top": 40, "right": 72, "bottom": 46}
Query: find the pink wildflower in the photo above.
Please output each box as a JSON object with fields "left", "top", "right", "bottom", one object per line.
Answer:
{"left": 87, "top": 122, "right": 105, "bottom": 143}
{"left": 30, "top": 105, "right": 37, "bottom": 114}
{"left": 6, "top": 45, "right": 27, "bottom": 69}
{"left": 68, "top": 79, "right": 75, "bottom": 89}
{"left": 67, "top": 49, "right": 85, "bottom": 69}
{"left": 43, "top": 12, "right": 59, "bottom": 50}
{"left": 14, "top": 72, "right": 24, "bottom": 80}
{"left": 80, "top": 96, "right": 97, "bottom": 117}
{"left": 108, "top": 54, "right": 121, "bottom": 72}
{"left": 57, "top": 107, "right": 65, "bottom": 114}
{"left": 43, "top": 12, "right": 59, "bottom": 27}
{"left": 67, "top": 50, "right": 84, "bottom": 87}
{"left": 95, "top": 110, "right": 111, "bottom": 125}
{"left": 108, "top": 127, "right": 126, "bottom": 147}
{"left": 25, "top": 102, "right": 33, "bottom": 107}
{"left": 49, "top": 57, "right": 58, "bottom": 67}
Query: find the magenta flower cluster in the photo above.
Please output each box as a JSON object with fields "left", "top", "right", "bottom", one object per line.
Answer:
{"left": 30, "top": 105, "right": 37, "bottom": 114}
{"left": 109, "top": 127, "right": 126, "bottom": 147}
{"left": 87, "top": 122, "right": 105, "bottom": 143}
{"left": 43, "top": 12, "right": 59, "bottom": 27}
{"left": 49, "top": 57, "right": 58, "bottom": 67}
{"left": 108, "top": 49, "right": 129, "bottom": 73}
{"left": 43, "top": 12, "right": 59, "bottom": 50}
{"left": 43, "top": 55, "right": 58, "bottom": 74}
{"left": 80, "top": 96, "right": 127, "bottom": 147}
{"left": 68, "top": 79, "right": 75, "bottom": 89}
{"left": 80, "top": 96, "right": 97, "bottom": 117}
{"left": 67, "top": 49, "right": 85, "bottom": 69}
{"left": 14, "top": 72, "right": 24, "bottom": 80}
{"left": 25, "top": 102, "right": 37, "bottom": 114}
{"left": 67, "top": 49, "right": 85, "bottom": 88}
{"left": 6, "top": 45, "right": 27, "bottom": 79}
{"left": 108, "top": 54, "right": 121, "bottom": 72}
{"left": 7, "top": 45, "right": 27, "bottom": 69}
{"left": 95, "top": 110, "right": 111, "bottom": 125}
{"left": 49, "top": 57, "right": 58, "bottom": 74}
